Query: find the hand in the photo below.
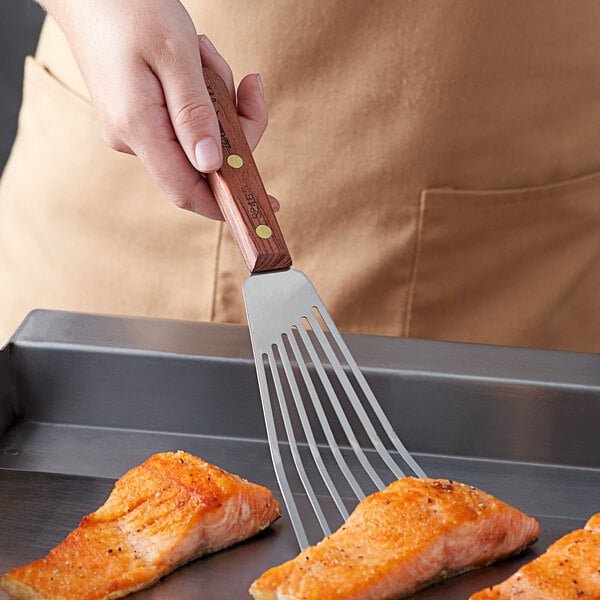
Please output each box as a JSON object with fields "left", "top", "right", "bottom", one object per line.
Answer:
{"left": 39, "top": 0, "right": 278, "bottom": 220}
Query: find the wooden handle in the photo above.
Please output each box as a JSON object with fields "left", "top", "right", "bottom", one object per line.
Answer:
{"left": 203, "top": 68, "right": 292, "bottom": 273}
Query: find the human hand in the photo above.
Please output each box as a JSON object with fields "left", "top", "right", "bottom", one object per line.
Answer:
{"left": 39, "top": 0, "right": 278, "bottom": 220}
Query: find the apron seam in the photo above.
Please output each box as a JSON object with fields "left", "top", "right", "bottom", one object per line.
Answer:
{"left": 403, "top": 191, "right": 426, "bottom": 337}
{"left": 209, "top": 221, "right": 225, "bottom": 322}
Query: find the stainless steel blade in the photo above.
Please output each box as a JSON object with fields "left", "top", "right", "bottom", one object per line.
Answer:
{"left": 243, "top": 269, "right": 426, "bottom": 547}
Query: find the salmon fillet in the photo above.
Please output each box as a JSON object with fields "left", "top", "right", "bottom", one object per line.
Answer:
{"left": 1, "top": 451, "right": 280, "bottom": 600}
{"left": 470, "top": 512, "right": 600, "bottom": 599}
{"left": 250, "top": 477, "right": 539, "bottom": 600}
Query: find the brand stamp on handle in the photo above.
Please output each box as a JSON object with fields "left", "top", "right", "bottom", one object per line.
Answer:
{"left": 243, "top": 185, "right": 263, "bottom": 220}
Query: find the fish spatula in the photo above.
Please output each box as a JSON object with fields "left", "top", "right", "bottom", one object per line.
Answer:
{"left": 203, "top": 69, "right": 426, "bottom": 549}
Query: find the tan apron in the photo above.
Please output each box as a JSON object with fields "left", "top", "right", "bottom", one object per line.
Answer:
{"left": 1, "top": 0, "right": 599, "bottom": 352}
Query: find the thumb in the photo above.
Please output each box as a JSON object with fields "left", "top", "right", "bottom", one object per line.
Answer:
{"left": 159, "top": 58, "right": 222, "bottom": 173}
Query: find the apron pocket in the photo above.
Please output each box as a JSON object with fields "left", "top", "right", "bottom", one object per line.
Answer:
{"left": 406, "top": 171, "right": 600, "bottom": 352}
{"left": 0, "top": 56, "right": 220, "bottom": 340}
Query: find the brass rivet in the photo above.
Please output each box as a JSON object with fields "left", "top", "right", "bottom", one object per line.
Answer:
{"left": 227, "top": 154, "right": 244, "bottom": 169}
{"left": 255, "top": 225, "right": 273, "bottom": 239}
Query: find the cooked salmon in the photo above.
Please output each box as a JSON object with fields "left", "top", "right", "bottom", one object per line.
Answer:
{"left": 470, "top": 512, "right": 600, "bottom": 599}
{"left": 1, "top": 451, "right": 280, "bottom": 600}
{"left": 250, "top": 477, "right": 539, "bottom": 600}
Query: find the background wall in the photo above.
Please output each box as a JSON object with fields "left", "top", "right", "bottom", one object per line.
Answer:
{"left": 0, "top": 3, "right": 46, "bottom": 176}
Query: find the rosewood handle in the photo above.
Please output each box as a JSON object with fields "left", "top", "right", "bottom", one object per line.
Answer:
{"left": 203, "top": 68, "right": 292, "bottom": 273}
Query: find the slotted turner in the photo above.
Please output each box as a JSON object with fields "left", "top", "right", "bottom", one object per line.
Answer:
{"left": 204, "top": 69, "right": 426, "bottom": 549}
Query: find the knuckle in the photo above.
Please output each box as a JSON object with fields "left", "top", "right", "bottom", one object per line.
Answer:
{"left": 173, "top": 99, "right": 215, "bottom": 130}
{"left": 99, "top": 124, "right": 129, "bottom": 153}
{"left": 111, "top": 111, "right": 137, "bottom": 141}
{"left": 99, "top": 105, "right": 138, "bottom": 153}
{"left": 170, "top": 193, "right": 192, "bottom": 212}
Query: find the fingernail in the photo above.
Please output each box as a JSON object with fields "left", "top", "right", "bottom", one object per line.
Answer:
{"left": 269, "top": 196, "right": 280, "bottom": 212}
{"left": 256, "top": 74, "right": 265, "bottom": 99}
{"left": 195, "top": 137, "right": 221, "bottom": 171}
{"left": 200, "top": 34, "right": 218, "bottom": 54}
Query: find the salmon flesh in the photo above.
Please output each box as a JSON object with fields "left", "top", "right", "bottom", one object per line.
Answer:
{"left": 470, "top": 512, "right": 600, "bottom": 599}
{"left": 1, "top": 451, "right": 280, "bottom": 600}
{"left": 250, "top": 477, "right": 539, "bottom": 600}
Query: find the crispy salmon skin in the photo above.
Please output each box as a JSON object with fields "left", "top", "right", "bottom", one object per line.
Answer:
{"left": 1, "top": 451, "right": 280, "bottom": 600}
{"left": 470, "top": 512, "right": 600, "bottom": 599}
{"left": 250, "top": 477, "right": 539, "bottom": 600}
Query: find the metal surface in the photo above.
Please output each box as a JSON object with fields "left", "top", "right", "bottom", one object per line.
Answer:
{"left": 1, "top": 310, "right": 600, "bottom": 599}
{"left": 243, "top": 269, "right": 425, "bottom": 547}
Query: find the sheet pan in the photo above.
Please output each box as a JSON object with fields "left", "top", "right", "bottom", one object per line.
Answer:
{"left": 1, "top": 310, "right": 599, "bottom": 599}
